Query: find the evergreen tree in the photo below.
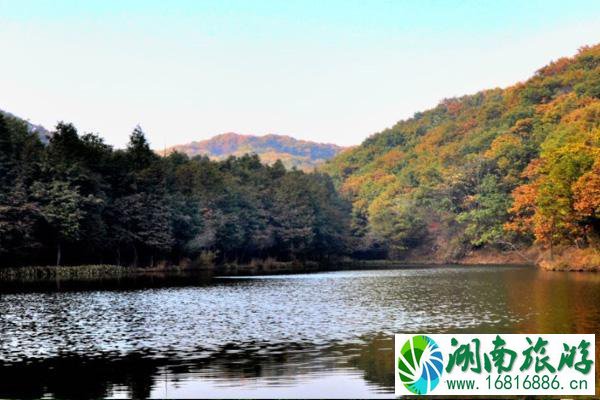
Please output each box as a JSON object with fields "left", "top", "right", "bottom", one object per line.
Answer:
{"left": 32, "top": 180, "right": 85, "bottom": 265}
{"left": 0, "top": 119, "right": 352, "bottom": 268}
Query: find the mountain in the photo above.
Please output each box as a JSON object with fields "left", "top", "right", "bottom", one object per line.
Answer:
{"left": 164, "top": 133, "right": 346, "bottom": 170}
{"left": 324, "top": 44, "right": 600, "bottom": 269}
{"left": 0, "top": 109, "right": 51, "bottom": 143}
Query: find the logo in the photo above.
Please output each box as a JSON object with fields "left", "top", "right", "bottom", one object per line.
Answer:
{"left": 397, "top": 335, "right": 444, "bottom": 394}
{"left": 395, "top": 334, "right": 595, "bottom": 396}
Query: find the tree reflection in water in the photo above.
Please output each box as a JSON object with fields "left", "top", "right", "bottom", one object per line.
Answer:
{"left": 2, "top": 267, "right": 600, "bottom": 398}
{"left": 0, "top": 335, "right": 394, "bottom": 399}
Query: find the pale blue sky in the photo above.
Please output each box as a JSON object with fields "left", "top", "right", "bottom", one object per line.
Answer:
{"left": 1, "top": 0, "right": 599, "bottom": 148}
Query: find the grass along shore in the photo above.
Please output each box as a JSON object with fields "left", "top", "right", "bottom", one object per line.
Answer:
{"left": 537, "top": 247, "right": 600, "bottom": 272}
{"left": 0, "top": 259, "right": 324, "bottom": 284}
{"left": 0, "top": 264, "right": 197, "bottom": 282}
{"left": 1, "top": 250, "right": 597, "bottom": 287}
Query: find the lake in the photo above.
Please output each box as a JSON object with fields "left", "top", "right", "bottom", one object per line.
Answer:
{"left": 1, "top": 265, "right": 599, "bottom": 398}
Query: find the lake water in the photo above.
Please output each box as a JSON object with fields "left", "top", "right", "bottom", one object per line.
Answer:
{"left": 1, "top": 265, "right": 599, "bottom": 398}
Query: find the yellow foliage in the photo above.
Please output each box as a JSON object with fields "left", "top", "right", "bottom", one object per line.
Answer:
{"left": 561, "top": 99, "right": 600, "bottom": 131}
{"left": 373, "top": 149, "right": 405, "bottom": 170}
{"left": 485, "top": 134, "right": 522, "bottom": 159}
{"left": 341, "top": 174, "right": 369, "bottom": 197}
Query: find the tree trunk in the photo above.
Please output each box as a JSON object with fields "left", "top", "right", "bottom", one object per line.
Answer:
{"left": 116, "top": 248, "right": 121, "bottom": 266}
{"left": 549, "top": 219, "right": 555, "bottom": 260}
{"left": 56, "top": 243, "right": 62, "bottom": 266}
{"left": 133, "top": 244, "right": 138, "bottom": 268}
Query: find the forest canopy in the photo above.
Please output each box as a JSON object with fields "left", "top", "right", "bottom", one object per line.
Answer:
{"left": 0, "top": 119, "right": 351, "bottom": 268}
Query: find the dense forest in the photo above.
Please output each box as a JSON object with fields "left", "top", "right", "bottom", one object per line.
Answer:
{"left": 0, "top": 118, "right": 350, "bottom": 268}
{"left": 324, "top": 44, "right": 600, "bottom": 266}
{"left": 2, "top": 45, "right": 599, "bottom": 270}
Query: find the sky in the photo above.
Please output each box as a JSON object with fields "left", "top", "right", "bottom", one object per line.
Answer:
{"left": 1, "top": 1, "right": 599, "bottom": 149}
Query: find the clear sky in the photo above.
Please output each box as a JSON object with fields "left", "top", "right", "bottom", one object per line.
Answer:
{"left": 1, "top": 0, "right": 599, "bottom": 149}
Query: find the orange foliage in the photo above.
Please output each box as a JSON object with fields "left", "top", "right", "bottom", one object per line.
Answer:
{"left": 573, "top": 158, "right": 600, "bottom": 216}
{"left": 459, "top": 118, "right": 478, "bottom": 133}
{"left": 370, "top": 170, "right": 396, "bottom": 186}
{"left": 561, "top": 101, "right": 600, "bottom": 131}
{"left": 536, "top": 93, "right": 593, "bottom": 125}
{"left": 443, "top": 99, "right": 463, "bottom": 116}
{"left": 505, "top": 183, "right": 538, "bottom": 235}
{"left": 414, "top": 125, "right": 447, "bottom": 153}
{"left": 374, "top": 149, "right": 405, "bottom": 170}
{"left": 341, "top": 175, "right": 369, "bottom": 197}
{"left": 324, "top": 43, "right": 600, "bottom": 254}
{"left": 510, "top": 118, "right": 533, "bottom": 137}
{"left": 520, "top": 159, "right": 543, "bottom": 179}
{"left": 536, "top": 57, "right": 571, "bottom": 77}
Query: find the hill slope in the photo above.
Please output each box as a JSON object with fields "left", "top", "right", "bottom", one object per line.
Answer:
{"left": 324, "top": 44, "right": 600, "bottom": 268}
{"left": 0, "top": 109, "right": 51, "bottom": 143}
{"left": 164, "top": 133, "right": 346, "bottom": 170}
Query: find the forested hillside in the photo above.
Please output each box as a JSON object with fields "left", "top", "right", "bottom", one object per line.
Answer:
{"left": 324, "top": 45, "right": 600, "bottom": 267}
{"left": 165, "top": 132, "right": 345, "bottom": 171}
{"left": 2, "top": 45, "right": 599, "bottom": 270}
{"left": 0, "top": 109, "right": 51, "bottom": 144}
{"left": 0, "top": 117, "right": 350, "bottom": 268}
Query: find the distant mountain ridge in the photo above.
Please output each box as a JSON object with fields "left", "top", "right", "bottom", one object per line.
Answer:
{"left": 0, "top": 108, "right": 51, "bottom": 143}
{"left": 164, "top": 132, "right": 346, "bottom": 170}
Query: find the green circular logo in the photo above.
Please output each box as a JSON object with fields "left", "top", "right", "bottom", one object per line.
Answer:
{"left": 397, "top": 335, "right": 444, "bottom": 395}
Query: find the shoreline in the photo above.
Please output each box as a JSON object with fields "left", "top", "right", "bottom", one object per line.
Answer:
{"left": 0, "top": 258, "right": 533, "bottom": 280}
{"left": 536, "top": 247, "right": 600, "bottom": 272}
{"left": 0, "top": 260, "right": 531, "bottom": 292}
{"left": 1, "top": 252, "right": 597, "bottom": 291}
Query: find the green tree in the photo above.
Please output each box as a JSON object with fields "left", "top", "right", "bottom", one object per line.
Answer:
{"left": 32, "top": 180, "right": 86, "bottom": 265}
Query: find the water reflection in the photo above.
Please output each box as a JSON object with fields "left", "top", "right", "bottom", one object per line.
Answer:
{"left": 1, "top": 266, "right": 599, "bottom": 398}
{"left": 0, "top": 336, "right": 393, "bottom": 399}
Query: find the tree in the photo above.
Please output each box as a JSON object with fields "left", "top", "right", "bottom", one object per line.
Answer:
{"left": 1, "top": 116, "right": 353, "bottom": 268}
{"left": 457, "top": 174, "right": 511, "bottom": 247}
{"left": 127, "top": 125, "right": 158, "bottom": 171}
{"left": 271, "top": 174, "right": 316, "bottom": 259}
{"left": 322, "top": 44, "right": 600, "bottom": 260}
{"left": 32, "top": 180, "right": 86, "bottom": 265}
{"left": 0, "top": 113, "right": 15, "bottom": 190}
{"left": 369, "top": 197, "right": 427, "bottom": 257}
{"left": 573, "top": 157, "right": 600, "bottom": 241}
{"left": 111, "top": 193, "right": 173, "bottom": 267}
{"left": 0, "top": 181, "right": 40, "bottom": 259}
{"left": 573, "top": 158, "right": 600, "bottom": 217}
